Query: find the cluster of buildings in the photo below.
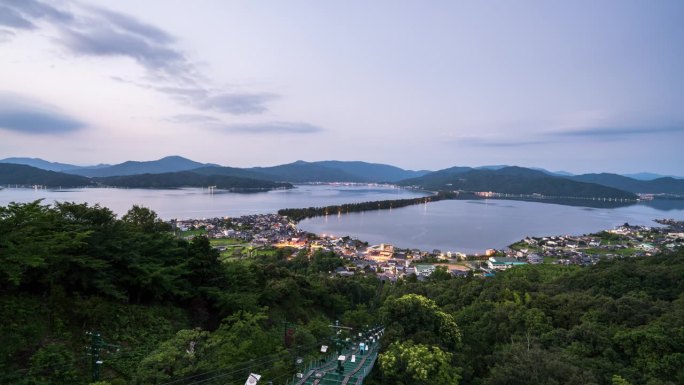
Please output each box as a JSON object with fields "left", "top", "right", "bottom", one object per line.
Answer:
{"left": 171, "top": 214, "right": 307, "bottom": 245}
{"left": 170, "top": 214, "right": 684, "bottom": 279}
{"left": 496, "top": 221, "right": 684, "bottom": 267}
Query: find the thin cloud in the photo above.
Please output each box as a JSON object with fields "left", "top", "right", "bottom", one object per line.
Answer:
{"left": 168, "top": 114, "right": 222, "bottom": 124}
{"left": 198, "top": 93, "right": 280, "bottom": 115}
{"left": 60, "top": 24, "right": 187, "bottom": 75}
{"left": 0, "top": 0, "right": 279, "bottom": 116}
{"left": 457, "top": 137, "right": 551, "bottom": 147}
{"left": 168, "top": 114, "right": 323, "bottom": 135}
{"left": 89, "top": 6, "right": 175, "bottom": 45}
{"left": 455, "top": 121, "right": 684, "bottom": 147}
{"left": 153, "top": 86, "right": 277, "bottom": 115}
{"left": 552, "top": 125, "right": 684, "bottom": 138}
{"left": 2, "top": 0, "right": 73, "bottom": 24}
{"left": 153, "top": 85, "right": 209, "bottom": 99}
{"left": 218, "top": 122, "right": 324, "bottom": 134}
{"left": 0, "top": 5, "right": 36, "bottom": 29}
{"left": 0, "top": 28, "right": 16, "bottom": 42}
{"left": 0, "top": 92, "right": 85, "bottom": 134}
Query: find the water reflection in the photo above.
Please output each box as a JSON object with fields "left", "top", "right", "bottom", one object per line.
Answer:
{"left": 300, "top": 199, "right": 684, "bottom": 254}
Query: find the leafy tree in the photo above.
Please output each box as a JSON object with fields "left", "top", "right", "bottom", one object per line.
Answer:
{"left": 379, "top": 341, "right": 460, "bottom": 385}
{"left": 133, "top": 329, "right": 210, "bottom": 384}
{"left": 429, "top": 266, "right": 452, "bottom": 281}
{"left": 611, "top": 375, "right": 632, "bottom": 385}
{"left": 26, "top": 343, "right": 83, "bottom": 385}
{"left": 122, "top": 205, "right": 171, "bottom": 233}
{"left": 483, "top": 344, "right": 597, "bottom": 385}
{"left": 382, "top": 294, "right": 461, "bottom": 349}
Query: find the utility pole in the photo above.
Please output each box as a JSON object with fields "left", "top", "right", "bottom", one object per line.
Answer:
{"left": 86, "top": 331, "right": 119, "bottom": 382}
{"left": 328, "top": 320, "right": 352, "bottom": 374}
{"left": 282, "top": 321, "right": 295, "bottom": 348}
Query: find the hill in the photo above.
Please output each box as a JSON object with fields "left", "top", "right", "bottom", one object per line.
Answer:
{"left": 0, "top": 157, "right": 82, "bottom": 172}
{"left": 568, "top": 173, "right": 684, "bottom": 195}
{"left": 59, "top": 157, "right": 427, "bottom": 183}
{"left": 190, "top": 165, "right": 277, "bottom": 181}
{"left": 314, "top": 160, "right": 430, "bottom": 182}
{"left": 246, "top": 161, "right": 366, "bottom": 183}
{"left": 622, "top": 172, "right": 677, "bottom": 180}
{"left": 65, "top": 156, "right": 219, "bottom": 177}
{"left": 94, "top": 171, "right": 292, "bottom": 190}
{"left": 399, "top": 166, "right": 637, "bottom": 199}
{"left": 0, "top": 163, "right": 93, "bottom": 187}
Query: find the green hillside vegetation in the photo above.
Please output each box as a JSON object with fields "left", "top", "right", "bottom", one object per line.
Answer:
{"left": 569, "top": 173, "right": 684, "bottom": 195}
{"left": 1, "top": 200, "right": 682, "bottom": 385}
{"left": 189, "top": 165, "right": 278, "bottom": 181}
{"left": 0, "top": 163, "right": 93, "bottom": 187}
{"left": 247, "top": 161, "right": 366, "bottom": 183}
{"left": 94, "top": 171, "right": 292, "bottom": 190}
{"left": 399, "top": 167, "right": 637, "bottom": 199}
{"left": 314, "top": 160, "right": 430, "bottom": 182}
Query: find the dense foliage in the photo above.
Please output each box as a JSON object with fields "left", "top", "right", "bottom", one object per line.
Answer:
{"left": 95, "top": 171, "right": 292, "bottom": 190}
{"left": 398, "top": 166, "right": 637, "bottom": 199}
{"left": 0, "top": 163, "right": 93, "bottom": 187}
{"left": 569, "top": 173, "right": 684, "bottom": 195}
{"left": 0, "top": 201, "right": 381, "bottom": 384}
{"left": 1, "top": 200, "right": 682, "bottom": 385}
{"left": 370, "top": 254, "right": 684, "bottom": 385}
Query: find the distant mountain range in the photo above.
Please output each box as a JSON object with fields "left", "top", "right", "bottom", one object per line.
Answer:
{"left": 0, "top": 156, "right": 682, "bottom": 196}
{"left": 398, "top": 166, "right": 638, "bottom": 199}
{"left": 621, "top": 172, "right": 679, "bottom": 181}
{"left": 62, "top": 156, "right": 219, "bottom": 177}
{"left": 566, "top": 173, "right": 684, "bottom": 195}
{"left": 238, "top": 160, "right": 429, "bottom": 183}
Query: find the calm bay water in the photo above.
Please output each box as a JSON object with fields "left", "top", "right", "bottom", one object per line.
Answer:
{"left": 0, "top": 185, "right": 425, "bottom": 219}
{"left": 299, "top": 199, "right": 684, "bottom": 254}
{"left": 2, "top": 185, "right": 683, "bottom": 253}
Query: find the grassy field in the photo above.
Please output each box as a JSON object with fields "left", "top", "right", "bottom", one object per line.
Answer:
{"left": 180, "top": 229, "right": 207, "bottom": 237}
{"left": 210, "top": 238, "right": 248, "bottom": 246}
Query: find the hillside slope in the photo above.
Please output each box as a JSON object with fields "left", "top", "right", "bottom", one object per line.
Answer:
{"left": 399, "top": 166, "right": 637, "bottom": 199}
{"left": 0, "top": 163, "right": 93, "bottom": 187}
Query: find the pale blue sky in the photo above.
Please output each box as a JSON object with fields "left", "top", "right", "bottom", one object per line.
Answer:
{"left": 0, "top": 0, "right": 682, "bottom": 174}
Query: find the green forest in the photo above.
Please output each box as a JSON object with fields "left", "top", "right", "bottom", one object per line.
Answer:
{"left": 1, "top": 201, "right": 682, "bottom": 385}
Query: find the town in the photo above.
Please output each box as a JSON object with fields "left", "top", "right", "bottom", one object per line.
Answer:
{"left": 169, "top": 215, "right": 684, "bottom": 281}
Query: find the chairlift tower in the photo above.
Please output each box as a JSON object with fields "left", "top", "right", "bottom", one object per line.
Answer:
{"left": 86, "top": 331, "right": 119, "bottom": 382}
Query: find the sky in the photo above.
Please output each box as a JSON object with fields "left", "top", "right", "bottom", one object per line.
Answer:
{"left": 0, "top": 0, "right": 683, "bottom": 175}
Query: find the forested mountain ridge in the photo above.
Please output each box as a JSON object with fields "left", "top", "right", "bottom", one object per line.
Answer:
{"left": 567, "top": 173, "right": 684, "bottom": 194}
{"left": 246, "top": 161, "right": 368, "bottom": 183}
{"left": 64, "top": 156, "right": 219, "bottom": 177}
{"left": 398, "top": 166, "right": 638, "bottom": 199}
{"left": 0, "top": 163, "right": 292, "bottom": 190}
{"left": 1, "top": 200, "right": 681, "bottom": 385}
{"left": 0, "top": 157, "right": 83, "bottom": 172}
{"left": 0, "top": 163, "right": 94, "bottom": 187}
{"left": 94, "top": 171, "right": 293, "bottom": 190}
